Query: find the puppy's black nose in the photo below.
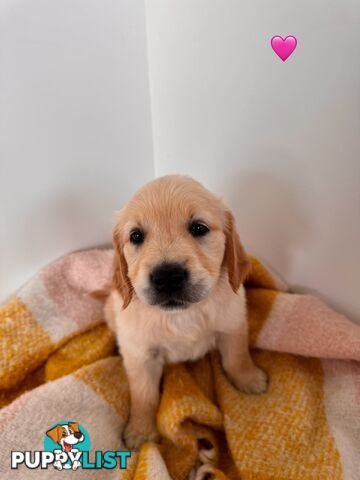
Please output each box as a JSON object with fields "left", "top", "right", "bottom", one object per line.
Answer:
{"left": 74, "top": 432, "right": 83, "bottom": 439}
{"left": 150, "top": 263, "right": 189, "bottom": 294}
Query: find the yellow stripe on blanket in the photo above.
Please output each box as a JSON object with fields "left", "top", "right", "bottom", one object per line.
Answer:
{"left": 74, "top": 356, "right": 130, "bottom": 420}
{"left": 213, "top": 351, "right": 342, "bottom": 480}
{"left": 46, "top": 324, "right": 116, "bottom": 380}
{"left": 0, "top": 298, "right": 52, "bottom": 389}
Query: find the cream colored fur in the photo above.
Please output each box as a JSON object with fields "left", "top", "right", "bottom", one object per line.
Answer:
{"left": 105, "top": 175, "right": 267, "bottom": 449}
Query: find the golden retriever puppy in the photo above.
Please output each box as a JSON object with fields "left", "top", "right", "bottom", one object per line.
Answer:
{"left": 105, "top": 175, "right": 267, "bottom": 449}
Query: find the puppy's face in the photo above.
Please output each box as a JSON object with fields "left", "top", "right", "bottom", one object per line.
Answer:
{"left": 113, "top": 176, "right": 249, "bottom": 310}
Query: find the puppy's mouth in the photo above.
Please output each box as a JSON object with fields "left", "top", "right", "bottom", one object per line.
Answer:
{"left": 63, "top": 441, "right": 72, "bottom": 453}
{"left": 159, "top": 299, "right": 189, "bottom": 310}
{"left": 145, "top": 282, "right": 207, "bottom": 310}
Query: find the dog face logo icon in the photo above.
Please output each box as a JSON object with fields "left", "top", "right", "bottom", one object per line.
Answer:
{"left": 46, "top": 422, "right": 84, "bottom": 453}
{"left": 45, "top": 421, "right": 88, "bottom": 471}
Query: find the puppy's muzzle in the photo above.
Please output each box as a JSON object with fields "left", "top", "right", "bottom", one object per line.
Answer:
{"left": 150, "top": 262, "right": 189, "bottom": 295}
{"left": 147, "top": 262, "right": 206, "bottom": 309}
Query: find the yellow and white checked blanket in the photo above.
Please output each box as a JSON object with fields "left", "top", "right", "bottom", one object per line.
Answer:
{"left": 0, "top": 249, "right": 359, "bottom": 479}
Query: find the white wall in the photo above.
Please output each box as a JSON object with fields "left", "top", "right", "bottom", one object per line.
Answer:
{"left": 1, "top": 1, "right": 360, "bottom": 325}
{"left": 145, "top": 1, "right": 360, "bottom": 322}
{"left": 0, "top": 0, "right": 153, "bottom": 301}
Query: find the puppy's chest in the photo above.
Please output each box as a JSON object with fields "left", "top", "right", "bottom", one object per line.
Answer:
{"left": 118, "top": 291, "right": 244, "bottom": 364}
{"left": 157, "top": 328, "right": 217, "bottom": 363}
{"left": 141, "top": 308, "right": 219, "bottom": 363}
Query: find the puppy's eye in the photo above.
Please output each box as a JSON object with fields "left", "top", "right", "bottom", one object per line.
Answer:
{"left": 130, "top": 229, "right": 144, "bottom": 245}
{"left": 189, "top": 222, "right": 209, "bottom": 237}
{"left": 62, "top": 430, "right": 67, "bottom": 437}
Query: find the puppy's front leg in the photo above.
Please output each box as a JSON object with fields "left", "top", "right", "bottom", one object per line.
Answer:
{"left": 123, "top": 350, "right": 163, "bottom": 450}
{"left": 217, "top": 322, "right": 267, "bottom": 394}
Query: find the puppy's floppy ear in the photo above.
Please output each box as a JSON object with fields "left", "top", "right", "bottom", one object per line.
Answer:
{"left": 46, "top": 425, "right": 63, "bottom": 444}
{"left": 112, "top": 228, "right": 133, "bottom": 309}
{"left": 223, "top": 210, "right": 251, "bottom": 293}
{"left": 68, "top": 422, "right": 80, "bottom": 433}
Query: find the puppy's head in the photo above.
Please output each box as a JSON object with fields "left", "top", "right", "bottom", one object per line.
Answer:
{"left": 112, "top": 175, "right": 250, "bottom": 310}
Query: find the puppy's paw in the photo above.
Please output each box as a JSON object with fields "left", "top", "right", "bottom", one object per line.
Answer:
{"left": 123, "top": 419, "right": 159, "bottom": 450}
{"left": 233, "top": 366, "right": 268, "bottom": 394}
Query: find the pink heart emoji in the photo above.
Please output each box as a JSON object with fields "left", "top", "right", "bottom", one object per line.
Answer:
{"left": 271, "top": 35, "right": 297, "bottom": 62}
